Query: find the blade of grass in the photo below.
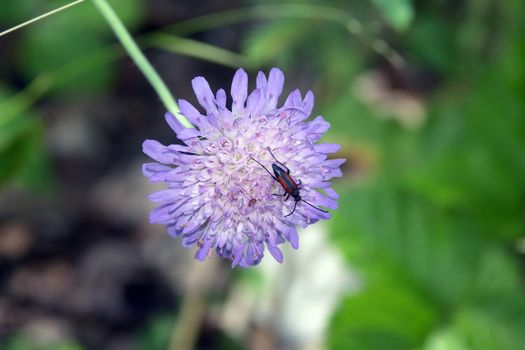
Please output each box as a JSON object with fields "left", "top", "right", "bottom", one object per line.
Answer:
{"left": 0, "top": 75, "right": 51, "bottom": 129}
{"left": 0, "top": 0, "right": 86, "bottom": 38}
{"left": 148, "top": 33, "right": 250, "bottom": 69}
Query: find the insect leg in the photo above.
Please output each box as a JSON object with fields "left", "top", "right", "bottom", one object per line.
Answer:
{"left": 285, "top": 200, "right": 298, "bottom": 217}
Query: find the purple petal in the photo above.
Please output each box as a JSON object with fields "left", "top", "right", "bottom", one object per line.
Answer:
{"left": 181, "top": 227, "right": 200, "bottom": 247}
{"left": 307, "top": 116, "right": 330, "bottom": 135}
{"left": 267, "top": 68, "right": 284, "bottom": 109}
{"left": 195, "top": 236, "right": 215, "bottom": 261}
{"left": 322, "top": 159, "right": 346, "bottom": 168}
{"left": 288, "top": 227, "right": 299, "bottom": 249}
{"left": 266, "top": 243, "right": 284, "bottom": 263}
{"left": 205, "top": 113, "right": 219, "bottom": 130}
{"left": 314, "top": 143, "right": 341, "bottom": 153}
{"left": 231, "top": 244, "right": 244, "bottom": 268}
{"left": 192, "top": 77, "right": 218, "bottom": 115}
{"left": 309, "top": 180, "right": 332, "bottom": 189}
{"left": 256, "top": 71, "right": 267, "bottom": 90}
{"left": 150, "top": 203, "right": 177, "bottom": 224}
{"left": 167, "top": 144, "right": 190, "bottom": 153}
{"left": 324, "top": 187, "right": 339, "bottom": 200}
{"left": 327, "top": 168, "right": 343, "bottom": 178}
{"left": 164, "top": 171, "right": 188, "bottom": 182}
{"left": 216, "top": 232, "right": 229, "bottom": 248}
{"left": 143, "top": 139, "right": 175, "bottom": 164}
{"left": 307, "top": 191, "right": 338, "bottom": 209}
{"left": 245, "top": 241, "right": 264, "bottom": 266}
{"left": 231, "top": 68, "right": 248, "bottom": 114}
{"left": 314, "top": 210, "right": 332, "bottom": 220}
{"left": 286, "top": 91, "right": 313, "bottom": 124}
{"left": 165, "top": 112, "right": 185, "bottom": 134}
{"left": 167, "top": 224, "right": 182, "bottom": 238}
{"left": 142, "top": 163, "right": 173, "bottom": 181}
{"left": 284, "top": 89, "right": 302, "bottom": 108}
{"left": 176, "top": 128, "right": 202, "bottom": 141}
{"left": 216, "top": 88, "right": 227, "bottom": 108}
{"left": 302, "top": 91, "right": 314, "bottom": 118}
{"left": 148, "top": 189, "right": 179, "bottom": 202}
{"left": 182, "top": 220, "right": 202, "bottom": 234}
{"left": 245, "top": 89, "right": 262, "bottom": 116}
{"left": 178, "top": 99, "right": 202, "bottom": 126}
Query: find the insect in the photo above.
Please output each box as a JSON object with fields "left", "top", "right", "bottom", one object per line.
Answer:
{"left": 250, "top": 146, "right": 328, "bottom": 217}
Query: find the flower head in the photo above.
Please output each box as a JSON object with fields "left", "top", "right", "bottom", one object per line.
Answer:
{"left": 142, "top": 68, "right": 344, "bottom": 267}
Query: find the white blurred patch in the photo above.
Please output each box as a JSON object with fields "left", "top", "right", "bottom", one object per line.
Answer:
{"left": 221, "top": 223, "right": 361, "bottom": 350}
{"left": 515, "top": 236, "right": 525, "bottom": 254}
{"left": 352, "top": 70, "right": 426, "bottom": 130}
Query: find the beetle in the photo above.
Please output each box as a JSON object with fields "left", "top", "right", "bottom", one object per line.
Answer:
{"left": 250, "top": 146, "right": 328, "bottom": 217}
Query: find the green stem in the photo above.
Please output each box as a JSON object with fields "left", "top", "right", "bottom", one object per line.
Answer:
{"left": 168, "top": 292, "right": 206, "bottom": 350}
{"left": 89, "top": 0, "right": 193, "bottom": 128}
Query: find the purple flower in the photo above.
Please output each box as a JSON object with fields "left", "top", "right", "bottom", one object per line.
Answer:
{"left": 142, "top": 68, "right": 344, "bottom": 268}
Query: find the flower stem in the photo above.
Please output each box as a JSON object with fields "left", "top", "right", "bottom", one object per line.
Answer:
{"left": 90, "top": 0, "right": 193, "bottom": 128}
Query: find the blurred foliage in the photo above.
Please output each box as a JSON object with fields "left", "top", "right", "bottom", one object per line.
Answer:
{"left": 243, "top": 0, "right": 525, "bottom": 349}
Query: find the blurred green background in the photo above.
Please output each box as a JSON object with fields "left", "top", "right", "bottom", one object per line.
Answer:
{"left": 1, "top": 0, "right": 525, "bottom": 349}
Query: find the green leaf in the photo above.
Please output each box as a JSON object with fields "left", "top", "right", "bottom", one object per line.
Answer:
{"left": 0, "top": 0, "right": 37, "bottom": 23}
{"left": 135, "top": 314, "right": 175, "bottom": 350}
{"left": 3, "top": 333, "right": 83, "bottom": 350}
{"left": 0, "top": 117, "right": 40, "bottom": 188}
{"left": 0, "top": 87, "right": 54, "bottom": 191}
{"left": 328, "top": 282, "right": 437, "bottom": 350}
{"left": 243, "top": 20, "right": 309, "bottom": 65}
{"left": 420, "top": 304, "right": 525, "bottom": 350}
{"left": 418, "top": 327, "right": 469, "bottom": 350}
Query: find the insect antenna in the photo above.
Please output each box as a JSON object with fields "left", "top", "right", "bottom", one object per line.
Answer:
{"left": 249, "top": 157, "right": 276, "bottom": 180}
{"left": 282, "top": 102, "right": 309, "bottom": 125}
{"left": 301, "top": 199, "right": 329, "bottom": 213}
{"left": 266, "top": 146, "right": 290, "bottom": 173}
{"left": 268, "top": 106, "right": 307, "bottom": 127}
